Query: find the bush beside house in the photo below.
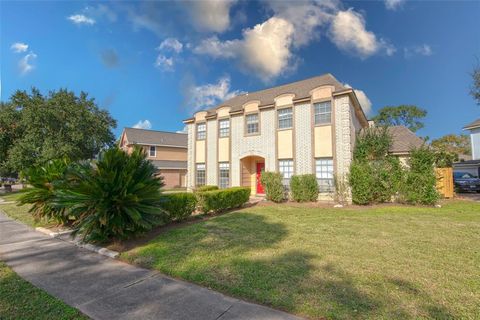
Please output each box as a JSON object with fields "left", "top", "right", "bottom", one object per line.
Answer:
{"left": 160, "top": 192, "right": 197, "bottom": 222}
{"left": 196, "top": 187, "right": 251, "bottom": 214}
{"left": 260, "top": 172, "right": 285, "bottom": 202}
{"left": 290, "top": 174, "right": 319, "bottom": 202}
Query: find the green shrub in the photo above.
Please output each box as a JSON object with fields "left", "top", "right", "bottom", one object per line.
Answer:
{"left": 197, "top": 187, "right": 250, "bottom": 214}
{"left": 195, "top": 185, "right": 219, "bottom": 192}
{"left": 353, "top": 126, "right": 392, "bottom": 161}
{"left": 260, "top": 171, "right": 285, "bottom": 202}
{"left": 160, "top": 192, "right": 197, "bottom": 222}
{"left": 55, "top": 146, "right": 166, "bottom": 243}
{"left": 349, "top": 160, "right": 375, "bottom": 205}
{"left": 290, "top": 174, "right": 319, "bottom": 202}
{"left": 400, "top": 147, "right": 439, "bottom": 205}
{"left": 18, "top": 159, "right": 71, "bottom": 224}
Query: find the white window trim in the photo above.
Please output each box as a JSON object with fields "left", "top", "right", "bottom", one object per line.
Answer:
{"left": 149, "top": 145, "right": 156, "bottom": 157}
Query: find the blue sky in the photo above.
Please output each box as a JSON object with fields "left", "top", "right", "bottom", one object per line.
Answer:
{"left": 1, "top": 0, "right": 479, "bottom": 140}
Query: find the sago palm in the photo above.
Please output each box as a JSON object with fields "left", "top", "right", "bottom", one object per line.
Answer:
{"left": 55, "top": 146, "right": 165, "bottom": 243}
{"left": 18, "top": 159, "right": 71, "bottom": 225}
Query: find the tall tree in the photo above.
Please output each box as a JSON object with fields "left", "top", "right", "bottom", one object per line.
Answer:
{"left": 0, "top": 88, "right": 117, "bottom": 175}
{"left": 471, "top": 63, "right": 480, "bottom": 105}
{"left": 372, "top": 105, "right": 427, "bottom": 132}
{"left": 431, "top": 134, "right": 471, "bottom": 156}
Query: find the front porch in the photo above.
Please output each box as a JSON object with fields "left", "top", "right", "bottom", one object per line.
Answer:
{"left": 240, "top": 155, "right": 265, "bottom": 196}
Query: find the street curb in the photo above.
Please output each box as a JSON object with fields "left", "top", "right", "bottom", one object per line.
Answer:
{"left": 35, "top": 227, "right": 119, "bottom": 259}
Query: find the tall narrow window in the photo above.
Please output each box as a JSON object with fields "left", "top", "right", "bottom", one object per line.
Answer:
{"left": 219, "top": 162, "right": 230, "bottom": 189}
{"left": 278, "top": 107, "right": 293, "bottom": 129}
{"left": 197, "top": 123, "right": 206, "bottom": 140}
{"left": 149, "top": 146, "right": 156, "bottom": 157}
{"left": 314, "top": 101, "right": 332, "bottom": 125}
{"left": 196, "top": 163, "right": 206, "bottom": 187}
{"left": 278, "top": 159, "right": 294, "bottom": 186}
{"left": 218, "top": 119, "right": 230, "bottom": 138}
{"left": 315, "top": 158, "right": 334, "bottom": 192}
{"left": 245, "top": 113, "right": 259, "bottom": 135}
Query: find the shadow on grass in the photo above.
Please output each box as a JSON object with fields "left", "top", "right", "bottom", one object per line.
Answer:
{"left": 126, "top": 211, "right": 456, "bottom": 319}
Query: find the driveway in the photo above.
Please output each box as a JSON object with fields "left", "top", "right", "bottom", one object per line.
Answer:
{"left": 456, "top": 192, "right": 480, "bottom": 202}
{"left": 0, "top": 211, "right": 301, "bottom": 320}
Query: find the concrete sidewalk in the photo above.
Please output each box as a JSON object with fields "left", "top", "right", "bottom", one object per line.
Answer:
{"left": 0, "top": 212, "right": 301, "bottom": 320}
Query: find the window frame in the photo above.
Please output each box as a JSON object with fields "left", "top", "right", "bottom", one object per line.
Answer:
{"left": 195, "top": 163, "right": 206, "bottom": 187}
{"left": 313, "top": 100, "right": 332, "bottom": 126}
{"left": 244, "top": 112, "right": 260, "bottom": 136}
{"left": 196, "top": 122, "right": 206, "bottom": 140}
{"left": 149, "top": 145, "right": 156, "bottom": 157}
{"left": 315, "top": 157, "right": 334, "bottom": 193}
{"left": 218, "top": 162, "right": 230, "bottom": 189}
{"left": 278, "top": 159, "right": 294, "bottom": 187}
{"left": 277, "top": 107, "right": 293, "bottom": 130}
{"left": 218, "top": 118, "right": 230, "bottom": 138}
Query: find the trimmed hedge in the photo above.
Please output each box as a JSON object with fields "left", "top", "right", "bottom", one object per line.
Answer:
{"left": 197, "top": 187, "right": 250, "bottom": 214}
{"left": 196, "top": 185, "right": 219, "bottom": 192}
{"left": 160, "top": 192, "right": 197, "bottom": 222}
{"left": 290, "top": 174, "right": 319, "bottom": 202}
{"left": 260, "top": 171, "right": 285, "bottom": 202}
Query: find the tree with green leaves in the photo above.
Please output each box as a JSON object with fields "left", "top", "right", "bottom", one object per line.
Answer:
{"left": 0, "top": 88, "right": 117, "bottom": 176}
{"left": 372, "top": 105, "right": 427, "bottom": 132}
{"left": 471, "top": 63, "right": 480, "bottom": 105}
{"left": 431, "top": 134, "right": 471, "bottom": 156}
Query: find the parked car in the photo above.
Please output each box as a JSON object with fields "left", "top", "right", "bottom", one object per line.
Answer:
{"left": 453, "top": 172, "right": 480, "bottom": 193}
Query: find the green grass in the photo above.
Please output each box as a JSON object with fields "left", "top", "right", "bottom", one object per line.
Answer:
{"left": 0, "top": 191, "right": 53, "bottom": 228}
{"left": 0, "top": 262, "right": 87, "bottom": 320}
{"left": 123, "top": 201, "right": 480, "bottom": 319}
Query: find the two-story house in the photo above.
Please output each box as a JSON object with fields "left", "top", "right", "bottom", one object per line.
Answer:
{"left": 454, "top": 119, "right": 480, "bottom": 177}
{"left": 119, "top": 128, "right": 188, "bottom": 188}
{"left": 183, "top": 74, "right": 371, "bottom": 198}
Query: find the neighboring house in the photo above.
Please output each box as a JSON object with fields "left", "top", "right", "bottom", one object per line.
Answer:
{"left": 386, "top": 125, "right": 425, "bottom": 165}
{"left": 453, "top": 119, "right": 480, "bottom": 177}
{"left": 183, "top": 74, "right": 424, "bottom": 199}
{"left": 119, "top": 128, "right": 188, "bottom": 188}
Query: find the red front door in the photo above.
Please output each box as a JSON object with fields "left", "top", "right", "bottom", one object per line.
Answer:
{"left": 256, "top": 162, "right": 265, "bottom": 194}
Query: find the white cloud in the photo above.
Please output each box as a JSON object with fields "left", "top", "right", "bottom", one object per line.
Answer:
{"left": 329, "top": 9, "right": 395, "bottom": 58}
{"left": 10, "top": 42, "right": 28, "bottom": 53}
{"left": 158, "top": 38, "right": 183, "bottom": 53}
{"left": 404, "top": 44, "right": 433, "bottom": 58}
{"left": 194, "top": 17, "right": 295, "bottom": 82}
{"left": 385, "top": 0, "right": 405, "bottom": 10}
{"left": 187, "top": 0, "right": 237, "bottom": 33}
{"left": 186, "top": 76, "right": 244, "bottom": 111}
{"left": 133, "top": 120, "right": 152, "bottom": 129}
{"left": 68, "top": 14, "right": 95, "bottom": 25}
{"left": 344, "top": 83, "right": 372, "bottom": 115}
{"left": 354, "top": 89, "right": 372, "bottom": 115}
{"left": 18, "top": 52, "right": 37, "bottom": 75}
{"left": 154, "top": 55, "right": 174, "bottom": 71}
{"left": 85, "top": 4, "right": 117, "bottom": 22}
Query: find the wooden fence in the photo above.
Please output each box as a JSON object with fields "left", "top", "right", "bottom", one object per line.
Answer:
{"left": 435, "top": 167, "right": 454, "bottom": 198}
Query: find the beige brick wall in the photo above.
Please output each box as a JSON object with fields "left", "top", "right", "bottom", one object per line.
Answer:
{"left": 206, "top": 120, "right": 217, "bottom": 185}
{"left": 295, "top": 103, "right": 313, "bottom": 174}
{"left": 186, "top": 123, "right": 195, "bottom": 190}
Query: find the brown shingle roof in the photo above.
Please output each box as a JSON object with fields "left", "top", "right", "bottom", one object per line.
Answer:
{"left": 387, "top": 126, "right": 424, "bottom": 154}
{"left": 123, "top": 128, "right": 187, "bottom": 147}
{"left": 200, "top": 73, "right": 346, "bottom": 115}
{"left": 464, "top": 118, "right": 480, "bottom": 130}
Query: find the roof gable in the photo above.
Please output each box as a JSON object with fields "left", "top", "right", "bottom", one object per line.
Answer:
{"left": 122, "top": 128, "right": 187, "bottom": 147}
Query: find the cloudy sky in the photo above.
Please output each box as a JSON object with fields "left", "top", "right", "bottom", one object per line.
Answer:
{"left": 1, "top": 0, "right": 479, "bottom": 139}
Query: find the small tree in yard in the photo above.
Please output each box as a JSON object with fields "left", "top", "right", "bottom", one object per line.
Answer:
{"left": 55, "top": 146, "right": 166, "bottom": 243}
{"left": 400, "top": 147, "right": 439, "bottom": 205}
{"left": 290, "top": 174, "right": 318, "bottom": 202}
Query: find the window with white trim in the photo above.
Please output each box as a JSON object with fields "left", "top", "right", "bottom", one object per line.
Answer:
{"left": 278, "top": 159, "right": 294, "bottom": 186}
{"left": 278, "top": 107, "right": 293, "bottom": 129}
{"left": 196, "top": 163, "right": 206, "bottom": 187}
{"left": 218, "top": 162, "right": 230, "bottom": 189}
{"left": 315, "top": 158, "right": 334, "bottom": 192}
{"left": 314, "top": 101, "right": 332, "bottom": 125}
{"left": 149, "top": 146, "right": 156, "bottom": 157}
{"left": 245, "top": 113, "right": 259, "bottom": 135}
{"left": 218, "top": 119, "right": 230, "bottom": 138}
{"left": 197, "top": 123, "right": 206, "bottom": 140}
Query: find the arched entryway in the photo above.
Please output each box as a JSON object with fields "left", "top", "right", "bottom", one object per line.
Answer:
{"left": 240, "top": 155, "right": 265, "bottom": 195}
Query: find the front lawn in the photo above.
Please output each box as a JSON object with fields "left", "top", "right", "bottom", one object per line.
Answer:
{"left": 123, "top": 200, "right": 480, "bottom": 319}
{"left": 0, "top": 262, "right": 87, "bottom": 320}
{"left": 0, "top": 192, "right": 54, "bottom": 228}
